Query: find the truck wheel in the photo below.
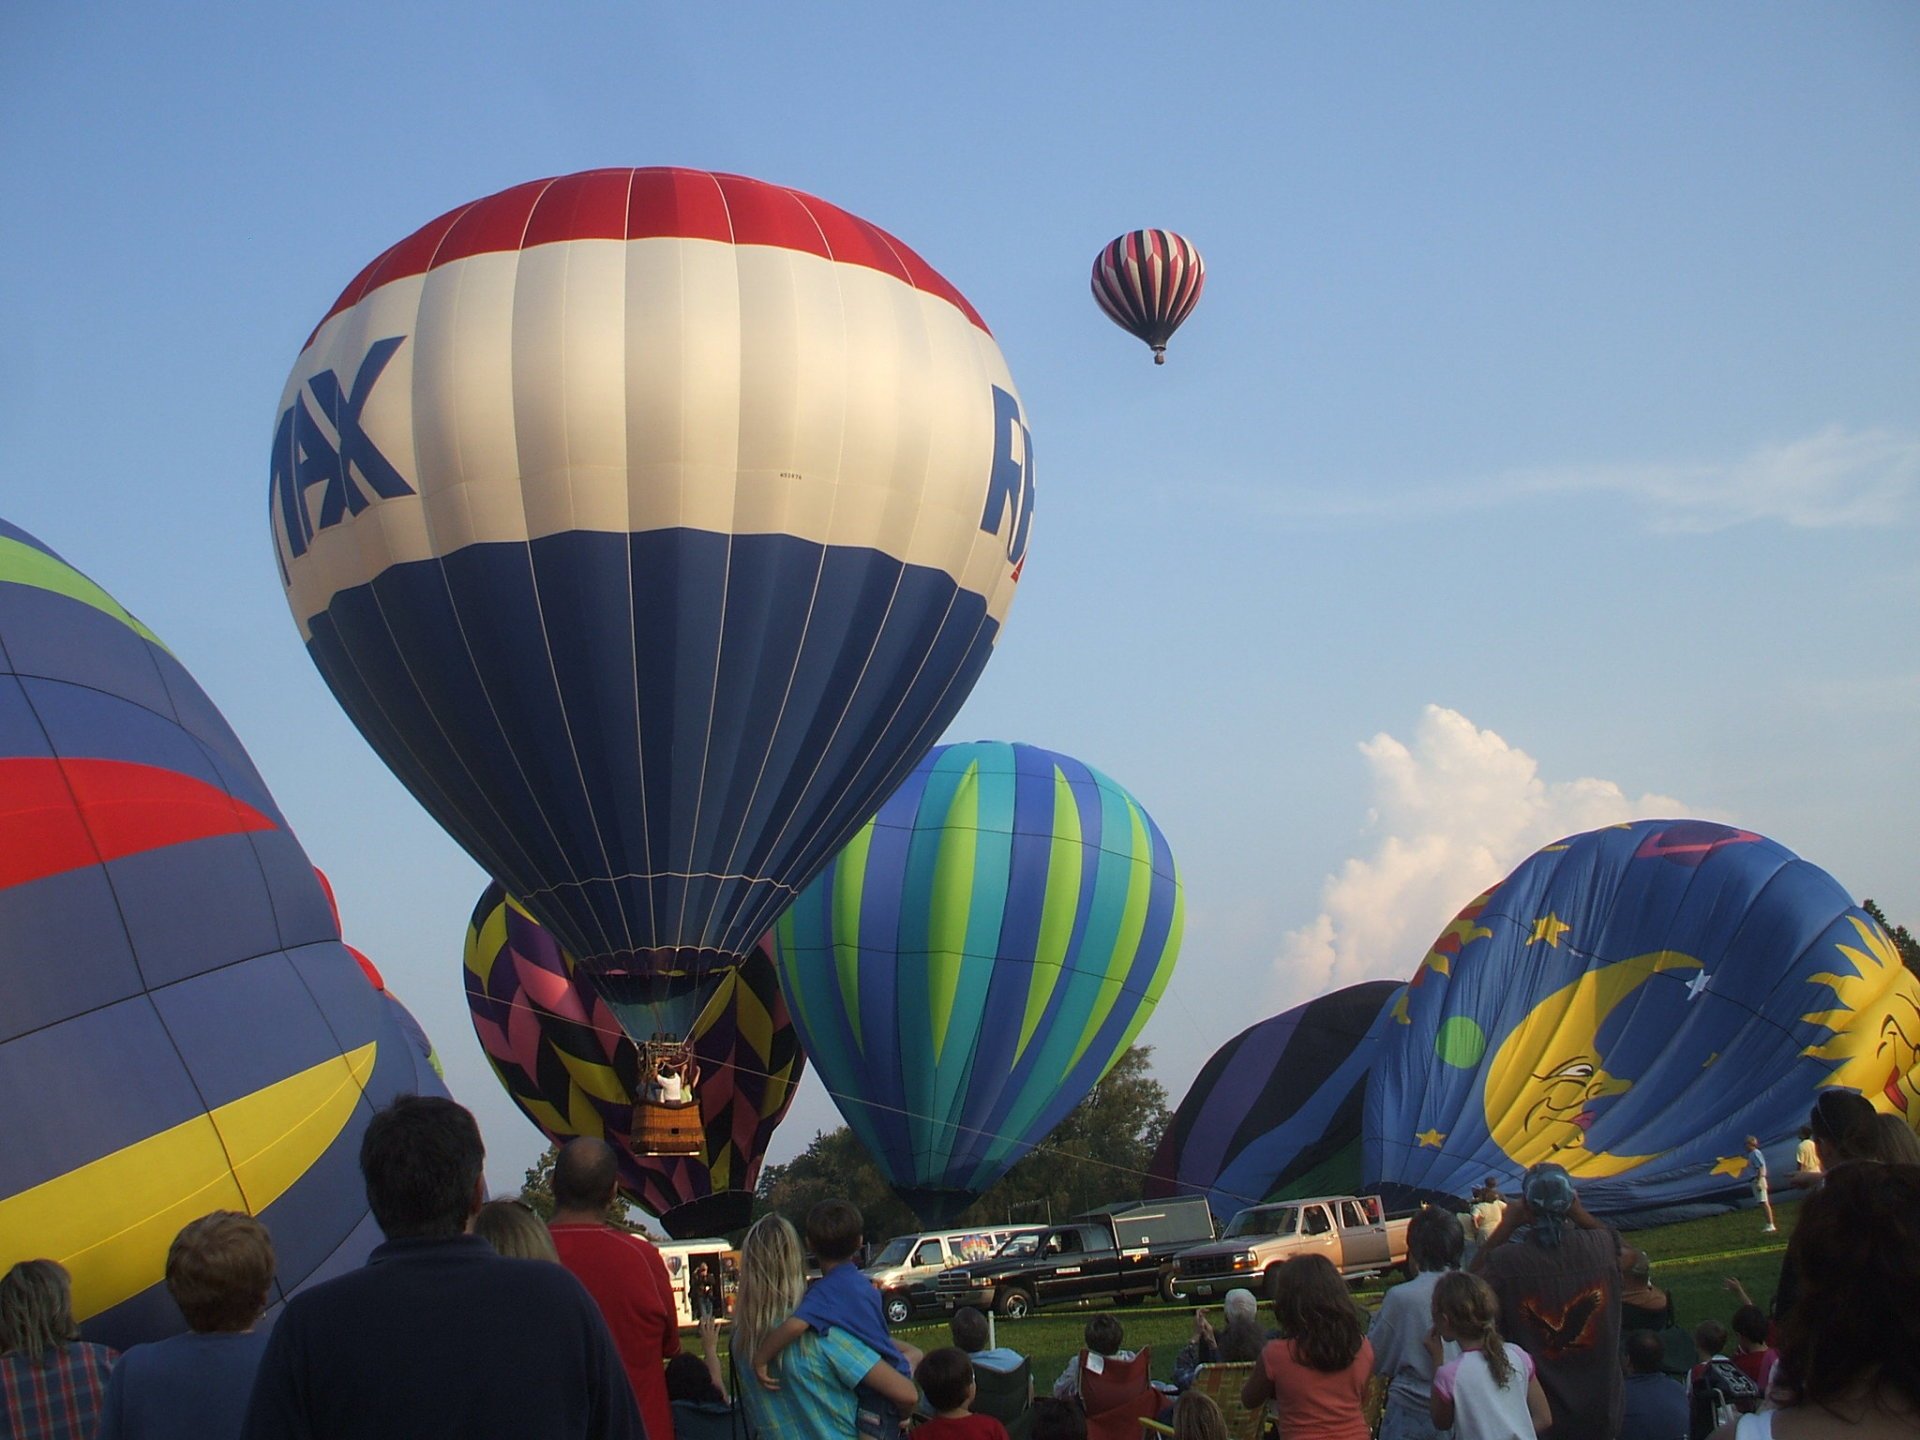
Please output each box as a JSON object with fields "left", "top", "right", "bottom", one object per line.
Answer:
{"left": 884, "top": 1294, "right": 911, "bottom": 1326}
{"left": 996, "top": 1288, "right": 1034, "bottom": 1321}
{"left": 1158, "top": 1269, "right": 1179, "bottom": 1303}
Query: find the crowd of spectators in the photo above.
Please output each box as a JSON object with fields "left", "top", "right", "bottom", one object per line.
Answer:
{"left": 4, "top": 1089, "right": 1917, "bottom": 1440}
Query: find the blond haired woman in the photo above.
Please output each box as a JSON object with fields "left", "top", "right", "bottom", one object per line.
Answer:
{"left": 1, "top": 1259, "right": 118, "bottom": 1438}
{"left": 732, "top": 1214, "right": 917, "bottom": 1439}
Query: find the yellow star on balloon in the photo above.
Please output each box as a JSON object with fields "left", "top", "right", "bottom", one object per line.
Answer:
{"left": 1528, "top": 914, "right": 1572, "bottom": 948}
{"left": 1415, "top": 1129, "right": 1446, "bottom": 1149}
{"left": 1710, "top": 1155, "right": 1748, "bottom": 1178}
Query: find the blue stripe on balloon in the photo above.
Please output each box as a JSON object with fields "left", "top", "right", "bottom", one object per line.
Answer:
{"left": 305, "top": 532, "right": 1000, "bottom": 984}
{"left": 934, "top": 750, "right": 1013, "bottom": 1158}
{"left": 974, "top": 757, "right": 1115, "bottom": 1179}
{"left": 956, "top": 747, "right": 1055, "bottom": 1173}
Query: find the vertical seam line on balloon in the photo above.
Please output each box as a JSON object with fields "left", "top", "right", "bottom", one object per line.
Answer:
{"left": 664, "top": 174, "right": 747, "bottom": 970}
{"left": 508, "top": 189, "right": 637, "bottom": 968}
{"left": 704, "top": 190, "right": 851, "bottom": 949}
{"left": 619, "top": 168, "right": 659, "bottom": 947}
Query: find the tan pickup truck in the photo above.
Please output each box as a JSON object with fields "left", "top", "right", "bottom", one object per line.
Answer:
{"left": 1169, "top": 1194, "right": 1410, "bottom": 1301}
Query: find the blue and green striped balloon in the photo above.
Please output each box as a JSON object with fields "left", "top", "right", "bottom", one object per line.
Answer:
{"left": 770, "top": 741, "right": 1183, "bottom": 1222}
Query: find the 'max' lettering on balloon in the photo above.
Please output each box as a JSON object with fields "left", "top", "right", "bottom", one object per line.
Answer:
{"left": 270, "top": 336, "right": 414, "bottom": 566}
{"left": 979, "top": 385, "right": 1034, "bottom": 567}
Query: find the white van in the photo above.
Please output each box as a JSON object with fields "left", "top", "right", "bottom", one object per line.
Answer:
{"left": 863, "top": 1226, "right": 1045, "bottom": 1325}
{"left": 657, "top": 1237, "right": 737, "bottom": 1329}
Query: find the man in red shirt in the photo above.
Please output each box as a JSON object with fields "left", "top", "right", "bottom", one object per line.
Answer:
{"left": 548, "top": 1139, "right": 681, "bottom": 1440}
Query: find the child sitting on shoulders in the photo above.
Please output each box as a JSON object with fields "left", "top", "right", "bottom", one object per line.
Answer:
{"left": 1425, "top": 1271, "right": 1552, "bottom": 1440}
{"left": 915, "top": 1347, "right": 1009, "bottom": 1439}
{"left": 750, "top": 1199, "right": 921, "bottom": 1439}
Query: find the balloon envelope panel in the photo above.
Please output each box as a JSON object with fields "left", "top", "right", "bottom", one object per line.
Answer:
{"left": 0, "top": 520, "right": 447, "bottom": 1349}
{"left": 770, "top": 741, "right": 1183, "bottom": 1223}
{"left": 1090, "top": 229, "right": 1205, "bottom": 359}
{"left": 1364, "top": 820, "right": 1920, "bottom": 1219}
{"left": 463, "top": 882, "right": 805, "bottom": 1236}
{"left": 1149, "top": 982, "right": 1401, "bottom": 1219}
{"left": 274, "top": 168, "right": 1034, "bottom": 1029}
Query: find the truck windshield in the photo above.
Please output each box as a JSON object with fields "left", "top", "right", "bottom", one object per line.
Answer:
{"left": 1223, "top": 1206, "right": 1296, "bottom": 1239}
{"left": 868, "top": 1237, "right": 915, "bottom": 1267}
{"left": 996, "top": 1235, "right": 1039, "bottom": 1259}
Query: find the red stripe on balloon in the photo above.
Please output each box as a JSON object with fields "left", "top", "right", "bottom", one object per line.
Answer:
{"left": 308, "top": 168, "right": 986, "bottom": 347}
{"left": 0, "top": 757, "right": 275, "bottom": 890}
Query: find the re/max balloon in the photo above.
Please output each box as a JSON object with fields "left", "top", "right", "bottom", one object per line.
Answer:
{"left": 1091, "top": 230, "right": 1205, "bottom": 363}
{"left": 770, "top": 741, "right": 1183, "bottom": 1224}
{"left": 0, "top": 520, "right": 447, "bottom": 1349}
{"left": 464, "top": 882, "right": 805, "bottom": 1237}
{"left": 1364, "top": 820, "right": 1920, "bottom": 1221}
{"left": 1148, "top": 982, "right": 1402, "bottom": 1220}
{"left": 272, "top": 167, "right": 1035, "bottom": 1043}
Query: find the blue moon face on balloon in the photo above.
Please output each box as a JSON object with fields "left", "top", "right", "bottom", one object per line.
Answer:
{"left": 1365, "top": 820, "right": 1920, "bottom": 1220}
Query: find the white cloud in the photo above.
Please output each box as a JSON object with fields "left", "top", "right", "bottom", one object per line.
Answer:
{"left": 1274, "top": 706, "right": 1692, "bottom": 1006}
{"left": 1237, "top": 425, "right": 1920, "bottom": 533}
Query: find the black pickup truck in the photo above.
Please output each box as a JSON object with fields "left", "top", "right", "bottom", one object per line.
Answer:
{"left": 934, "top": 1196, "right": 1214, "bottom": 1320}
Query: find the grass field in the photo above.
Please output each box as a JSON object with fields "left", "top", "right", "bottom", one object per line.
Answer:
{"left": 873, "top": 1199, "right": 1794, "bottom": 1389}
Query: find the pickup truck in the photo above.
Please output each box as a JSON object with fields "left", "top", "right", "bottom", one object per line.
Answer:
{"left": 1170, "top": 1194, "right": 1410, "bottom": 1301}
{"left": 935, "top": 1196, "right": 1215, "bottom": 1320}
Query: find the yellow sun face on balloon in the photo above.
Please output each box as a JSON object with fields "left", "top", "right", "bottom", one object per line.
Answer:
{"left": 1483, "top": 950, "right": 1702, "bottom": 1176}
{"left": 1802, "top": 915, "right": 1920, "bottom": 1127}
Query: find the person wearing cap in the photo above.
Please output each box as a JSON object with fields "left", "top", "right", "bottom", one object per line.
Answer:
{"left": 1470, "top": 1161, "right": 1623, "bottom": 1440}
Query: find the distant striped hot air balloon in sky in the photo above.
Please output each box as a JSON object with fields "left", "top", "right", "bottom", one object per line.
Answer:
{"left": 0, "top": 519, "right": 448, "bottom": 1350}
{"left": 770, "top": 741, "right": 1183, "bottom": 1224}
{"left": 1091, "top": 229, "right": 1206, "bottom": 363}
{"left": 270, "top": 167, "right": 1034, "bottom": 1052}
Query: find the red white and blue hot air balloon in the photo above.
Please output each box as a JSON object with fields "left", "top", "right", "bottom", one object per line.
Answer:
{"left": 269, "top": 168, "right": 1035, "bottom": 1046}
{"left": 1091, "top": 230, "right": 1205, "bottom": 364}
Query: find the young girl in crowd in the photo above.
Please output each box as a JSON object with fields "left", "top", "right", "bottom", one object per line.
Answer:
{"left": 1240, "top": 1253, "right": 1374, "bottom": 1440}
{"left": 1426, "top": 1271, "right": 1552, "bottom": 1440}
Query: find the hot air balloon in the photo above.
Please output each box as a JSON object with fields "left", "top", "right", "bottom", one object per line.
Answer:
{"left": 1148, "top": 982, "right": 1402, "bottom": 1220}
{"left": 464, "top": 882, "right": 805, "bottom": 1237}
{"left": 769, "top": 741, "right": 1183, "bottom": 1224}
{"left": 270, "top": 168, "right": 1034, "bottom": 1102}
{"left": 1091, "top": 230, "right": 1205, "bottom": 363}
{"left": 0, "top": 520, "right": 449, "bottom": 1350}
{"left": 1364, "top": 820, "right": 1920, "bottom": 1222}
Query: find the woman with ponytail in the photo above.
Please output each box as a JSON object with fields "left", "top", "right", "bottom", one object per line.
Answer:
{"left": 1426, "top": 1271, "right": 1551, "bottom": 1440}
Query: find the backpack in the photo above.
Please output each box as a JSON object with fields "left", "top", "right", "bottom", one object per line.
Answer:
{"left": 1689, "top": 1355, "right": 1761, "bottom": 1440}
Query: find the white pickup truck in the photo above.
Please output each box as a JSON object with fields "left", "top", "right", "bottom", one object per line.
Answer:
{"left": 1169, "top": 1194, "right": 1410, "bottom": 1301}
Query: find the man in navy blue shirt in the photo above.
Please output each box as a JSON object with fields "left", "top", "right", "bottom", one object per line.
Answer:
{"left": 241, "top": 1096, "right": 642, "bottom": 1440}
{"left": 1617, "top": 1331, "right": 1688, "bottom": 1440}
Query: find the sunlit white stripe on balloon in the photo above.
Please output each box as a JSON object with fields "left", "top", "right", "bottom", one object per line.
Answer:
{"left": 276, "top": 236, "right": 1026, "bottom": 641}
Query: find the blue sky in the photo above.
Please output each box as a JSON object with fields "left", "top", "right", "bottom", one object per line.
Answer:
{"left": 5, "top": 4, "right": 1916, "bottom": 1200}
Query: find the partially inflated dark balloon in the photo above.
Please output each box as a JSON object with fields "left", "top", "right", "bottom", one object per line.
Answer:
{"left": 1148, "top": 983, "right": 1401, "bottom": 1218}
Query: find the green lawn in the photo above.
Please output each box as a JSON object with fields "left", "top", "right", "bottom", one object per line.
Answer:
{"left": 872, "top": 1201, "right": 1793, "bottom": 1389}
